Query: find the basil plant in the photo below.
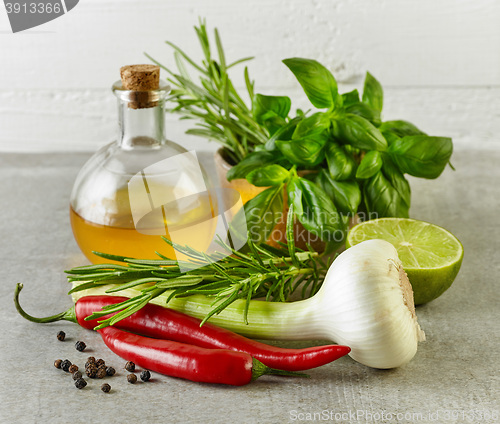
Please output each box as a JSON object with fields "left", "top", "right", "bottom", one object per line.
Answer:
{"left": 227, "top": 58, "right": 453, "bottom": 248}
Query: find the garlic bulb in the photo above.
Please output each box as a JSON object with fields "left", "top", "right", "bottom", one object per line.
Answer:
{"left": 309, "top": 239, "right": 426, "bottom": 368}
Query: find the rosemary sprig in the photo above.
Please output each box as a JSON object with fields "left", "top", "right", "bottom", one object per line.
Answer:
{"left": 145, "top": 18, "right": 268, "bottom": 163}
{"left": 66, "top": 235, "right": 328, "bottom": 329}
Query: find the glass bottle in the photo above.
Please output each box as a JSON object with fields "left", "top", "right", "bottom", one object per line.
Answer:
{"left": 69, "top": 65, "right": 217, "bottom": 264}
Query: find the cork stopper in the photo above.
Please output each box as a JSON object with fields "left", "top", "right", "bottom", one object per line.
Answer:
{"left": 120, "top": 64, "right": 160, "bottom": 109}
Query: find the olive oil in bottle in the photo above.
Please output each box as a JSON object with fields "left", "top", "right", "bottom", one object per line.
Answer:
{"left": 70, "top": 65, "right": 216, "bottom": 263}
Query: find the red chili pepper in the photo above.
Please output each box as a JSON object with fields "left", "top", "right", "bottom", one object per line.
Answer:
{"left": 14, "top": 285, "right": 350, "bottom": 371}
{"left": 98, "top": 326, "right": 305, "bottom": 386}
{"left": 76, "top": 295, "right": 350, "bottom": 371}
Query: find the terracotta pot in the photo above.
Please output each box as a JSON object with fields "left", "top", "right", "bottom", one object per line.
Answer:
{"left": 214, "top": 148, "right": 327, "bottom": 252}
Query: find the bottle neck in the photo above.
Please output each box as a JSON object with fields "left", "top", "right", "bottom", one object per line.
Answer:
{"left": 112, "top": 80, "right": 170, "bottom": 150}
{"left": 117, "top": 100, "right": 165, "bottom": 149}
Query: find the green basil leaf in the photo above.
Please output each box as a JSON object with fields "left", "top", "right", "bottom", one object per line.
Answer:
{"left": 264, "top": 115, "right": 303, "bottom": 151}
{"left": 282, "top": 58, "right": 339, "bottom": 109}
{"left": 341, "top": 89, "right": 360, "bottom": 107}
{"left": 345, "top": 102, "right": 381, "bottom": 126}
{"left": 246, "top": 164, "right": 290, "bottom": 187}
{"left": 316, "top": 170, "right": 361, "bottom": 215}
{"left": 381, "top": 130, "right": 401, "bottom": 146}
{"left": 333, "top": 114, "right": 387, "bottom": 151}
{"left": 382, "top": 155, "right": 411, "bottom": 207}
{"left": 276, "top": 133, "right": 327, "bottom": 167}
{"left": 253, "top": 94, "right": 291, "bottom": 122}
{"left": 287, "top": 176, "right": 347, "bottom": 242}
{"left": 379, "top": 120, "right": 426, "bottom": 137}
{"left": 388, "top": 135, "right": 453, "bottom": 179}
{"left": 325, "top": 143, "right": 357, "bottom": 181}
{"left": 356, "top": 150, "right": 383, "bottom": 179}
{"left": 252, "top": 93, "right": 291, "bottom": 135}
{"left": 364, "top": 171, "right": 409, "bottom": 218}
{"left": 362, "top": 71, "right": 383, "bottom": 112}
{"left": 244, "top": 185, "right": 284, "bottom": 243}
{"left": 226, "top": 151, "right": 277, "bottom": 181}
{"left": 292, "top": 112, "right": 330, "bottom": 139}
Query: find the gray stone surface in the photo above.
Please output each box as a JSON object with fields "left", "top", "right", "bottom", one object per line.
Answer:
{"left": 0, "top": 151, "right": 498, "bottom": 424}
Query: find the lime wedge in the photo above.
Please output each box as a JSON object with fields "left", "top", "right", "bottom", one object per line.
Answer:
{"left": 346, "top": 218, "right": 463, "bottom": 305}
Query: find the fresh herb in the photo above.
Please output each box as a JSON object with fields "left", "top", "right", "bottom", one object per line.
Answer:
{"left": 145, "top": 18, "right": 267, "bottom": 164}
{"left": 66, "top": 236, "right": 329, "bottom": 328}
{"left": 149, "top": 20, "right": 453, "bottom": 245}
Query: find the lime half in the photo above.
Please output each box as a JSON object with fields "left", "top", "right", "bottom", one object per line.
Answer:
{"left": 346, "top": 218, "right": 463, "bottom": 305}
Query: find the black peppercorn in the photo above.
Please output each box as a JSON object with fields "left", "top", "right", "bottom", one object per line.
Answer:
{"left": 87, "top": 356, "right": 96, "bottom": 364}
{"left": 61, "top": 359, "right": 72, "bottom": 372}
{"left": 140, "top": 370, "right": 151, "bottom": 382}
{"left": 74, "top": 378, "right": 87, "bottom": 389}
{"left": 56, "top": 331, "right": 65, "bottom": 341}
{"left": 124, "top": 361, "right": 135, "bottom": 372}
{"left": 96, "top": 365, "right": 107, "bottom": 379}
{"left": 68, "top": 364, "right": 79, "bottom": 374}
{"left": 95, "top": 358, "right": 105, "bottom": 368}
{"left": 106, "top": 366, "right": 116, "bottom": 376}
{"left": 75, "top": 341, "right": 86, "bottom": 352}
{"left": 85, "top": 364, "right": 97, "bottom": 378}
{"left": 127, "top": 374, "right": 137, "bottom": 384}
{"left": 72, "top": 371, "right": 82, "bottom": 380}
{"left": 101, "top": 383, "right": 111, "bottom": 393}
{"left": 54, "top": 359, "right": 62, "bottom": 369}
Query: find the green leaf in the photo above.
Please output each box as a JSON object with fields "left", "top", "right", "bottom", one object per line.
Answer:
{"left": 333, "top": 114, "right": 387, "bottom": 151}
{"left": 276, "top": 134, "right": 327, "bottom": 167}
{"left": 382, "top": 155, "right": 411, "bottom": 207}
{"left": 341, "top": 89, "right": 360, "bottom": 107}
{"left": 252, "top": 93, "right": 291, "bottom": 135}
{"left": 316, "top": 170, "right": 361, "bottom": 215}
{"left": 226, "top": 151, "right": 277, "bottom": 181}
{"left": 388, "top": 135, "right": 453, "bottom": 179}
{"left": 325, "top": 143, "right": 357, "bottom": 181}
{"left": 246, "top": 164, "right": 290, "bottom": 187}
{"left": 381, "top": 130, "right": 401, "bottom": 146}
{"left": 282, "top": 58, "right": 339, "bottom": 109}
{"left": 253, "top": 94, "right": 291, "bottom": 122}
{"left": 264, "top": 115, "right": 304, "bottom": 151}
{"left": 379, "top": 120, "right": 426, "bottom": 137}
{"left": 364, "top": 171, "right": 410, "bottom": 218}
{"left": 292, "top": 112, "right": 330, "bottom": 139}
{"left": 244, "top": 185, "right": 284, "bottom": 243}
{"left": 345, "top": 102, "right": 381, "bottom": 126}
{"left": 356, "top": 150, "right": 383, "bottom": 179}
{"left": 362, "top": 72, "right": 383, "bottom": 112}
{"left": 287, "top": 176, "right": 347, "bottom": 242}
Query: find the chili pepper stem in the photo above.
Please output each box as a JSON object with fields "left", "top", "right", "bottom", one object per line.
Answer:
{"left": 250, "top": 358, "right": 309, "bottom": 381}
{"left": 14, "top": 283, "right": 77, "bottom": 324}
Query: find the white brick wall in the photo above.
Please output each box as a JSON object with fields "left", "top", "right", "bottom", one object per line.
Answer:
{"left": 0, "top": 0, "right": 499, "bottom": 152}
